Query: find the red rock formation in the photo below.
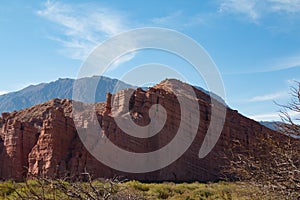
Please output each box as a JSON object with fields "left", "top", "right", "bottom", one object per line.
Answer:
{"left": 0, "top": 80, "right": 288, "bottom": 181}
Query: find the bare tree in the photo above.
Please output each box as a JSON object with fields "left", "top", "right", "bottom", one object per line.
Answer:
{"left": 279, "top": 82, "right": 300, "bottom": 137}
{"left": 221, "top": 83, "right": 300, "bottom": 199}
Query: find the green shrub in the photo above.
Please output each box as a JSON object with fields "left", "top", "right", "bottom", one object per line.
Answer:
{"left": 193, "top": 188, "right": 214, "bottom": 199}
{"left": 0, "top": 181, "right": 15, "bottom": 197}
{"left": 126, "top": 180, "right": 150, "bottom": 191}
{"left": 153, "top": 186, "right": 172, "bottom": 199}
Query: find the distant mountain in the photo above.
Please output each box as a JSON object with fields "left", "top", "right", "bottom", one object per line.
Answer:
{"left": 260, "top": 121, "right": 300, "bottom": 139}
{"left": 260, "top": 121, "right": 281, "bottom": 131}
{"left": 0, "top": 76, "right": 133, "bottom": 114}
{"left": 194, "top": 86, "right": 226, "bottom": 105}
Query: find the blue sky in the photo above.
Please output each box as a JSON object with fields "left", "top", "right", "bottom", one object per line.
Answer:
{"left": 1, "top": 0, "right": 300, "bottom": 121}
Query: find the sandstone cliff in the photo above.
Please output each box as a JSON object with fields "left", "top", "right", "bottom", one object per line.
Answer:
{"left": 0, "top": 79, "right": 284, "bottom": 181}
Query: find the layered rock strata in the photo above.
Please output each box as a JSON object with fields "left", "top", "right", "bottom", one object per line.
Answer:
{"left": 0, "top": 80, "right": 284, "bottom": 181}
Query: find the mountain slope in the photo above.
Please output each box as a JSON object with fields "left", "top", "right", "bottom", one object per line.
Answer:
{"left": 0, "top": 76, "right": 133, "bottom": 114}
{"left": 260, "top": 121, "right": 281, "bottom": 131}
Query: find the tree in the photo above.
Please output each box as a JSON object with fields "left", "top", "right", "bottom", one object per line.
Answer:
{"left": 279, "top": 82, "right": 300, "bottom": 138}
{"left": 221, "top": 82, "right": 300, "bottom": 199}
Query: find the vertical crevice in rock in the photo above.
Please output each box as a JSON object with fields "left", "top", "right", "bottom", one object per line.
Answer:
{"left": 129, "top": 91, "right": 136, "bottom": 111}
{"left": 0, "top": 137, "right": 3, "bottom": 178}
{"left": 105, "top": 93, "right": 112, "bottom": 114}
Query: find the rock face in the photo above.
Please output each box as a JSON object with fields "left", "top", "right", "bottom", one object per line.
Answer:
{"left": 0, "top": 79, "right": 284, "bottom": 181}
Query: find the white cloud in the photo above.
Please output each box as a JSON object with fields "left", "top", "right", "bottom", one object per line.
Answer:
{"left": 37, "top": 1, "right": 133, "bottom": 62}
{"left": 249, "top": 91, "right": 287, "bottom": 102}
{"left": 219, "top": 0, "right": 259, "bottom": 22}
{"left": 218, "top": 0, "right": 300, "bottom": 23}
{"left": 0, "top": 91, "right": 7, "bottom": 95}
{"left": 271, "top": 54, "right": 300, "bottom": 71}
{"left": 249, "top": 112, "right": 281, "bottom": 121}
{"left": 268, "top": 0, "right": 300, "bottom": 13}
{"left": 108, "top": 52, "right": 136, "bottom": 71}
{"left": 240, "top": 53, "right": 300, "bottom": 74}
{"left": 151, "top": 11, "right": 205, "bottom": 29}
{"left": 152, "top": 11, "right": 183, "bottom": 25}
{"left": 287, "top": 78, "right": 299, "bottom": 85}
{"left": 225, "top": 53, "right": 300, "bottom": 75}
{"left": 249, "top": 110, "right": 298, "bottom": 121}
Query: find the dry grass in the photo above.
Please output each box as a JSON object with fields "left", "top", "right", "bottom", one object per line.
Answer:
{"left": 0, "top": 179, "right": 275, "bottom": 200}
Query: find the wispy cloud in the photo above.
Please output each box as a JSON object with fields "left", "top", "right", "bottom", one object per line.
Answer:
{"left": 151, "top": 11, "right": 183, "bottom": 25}
{"left": 224, "top": 53, "right": 300, "bottom": 75}
{"left": 249, "top": 110, "right": 298, "bottom": 121}
{"left": 246, "top": 53, "right": 300, "bottom": 74}
{"left": 287, "top": 78, "right": 300, "bottom": 85}
{"left": 108, "top": 52, "right": 136, "bottom": 72}
{"left": 218, "top": 0, "right": 300, "bottom": 23}
{"left": 249, "top": 91, "right": 287, "bottom": 102}
{"left": 219, "top": 0, "right": 259, "bottom": 23}
{"left": 270, "top": 54, "right": 300, "bottom": 71}
{"left": 151, "top": 11, "right": 205, "bottom": 29}
{"left": 249, "top": 112, "right": 281, "bottom": 121}
{"left": 268, "top": 0, "right": 300, "bottom": 13}
{"left": 37, "top": 1, "right": 131, "bottom": 61}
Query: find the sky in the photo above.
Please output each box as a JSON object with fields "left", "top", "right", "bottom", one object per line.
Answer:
{"left": 1, "top": 0, "right": 300, "bottom": 121}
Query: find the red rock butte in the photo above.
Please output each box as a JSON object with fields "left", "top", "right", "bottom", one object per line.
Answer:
{"left": 0, "top": 79, "right": 284, "bottom": 181}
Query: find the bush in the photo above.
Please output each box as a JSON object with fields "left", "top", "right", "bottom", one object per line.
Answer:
{"left": 126, "top": 180, "right": 150, "bottom": 192}
{"left": 0, "top": 181, "right": 15, "bottom": 197}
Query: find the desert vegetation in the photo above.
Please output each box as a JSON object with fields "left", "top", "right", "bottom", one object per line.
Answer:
{"left": 0, "top": 177, "right": 266, "bottom": 200}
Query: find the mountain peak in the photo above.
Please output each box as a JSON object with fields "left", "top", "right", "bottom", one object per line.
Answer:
{"left": 155, "top": 78, "right": 189, "bottom": 88}
{"left": 154, "top": 79, "right": 197, "bottom": 94}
